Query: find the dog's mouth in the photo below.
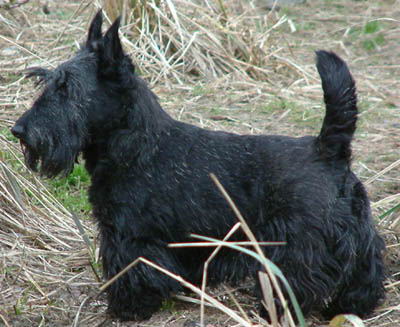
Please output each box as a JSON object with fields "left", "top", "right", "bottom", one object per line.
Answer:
{"left": 19, "top": 139, "right": 28, "bottom": 156}
{"left": 18, "top": 136, "right": 78, "bottom": 177}
{"left": 19, "top": 138, "right": 40, "bottom": 172}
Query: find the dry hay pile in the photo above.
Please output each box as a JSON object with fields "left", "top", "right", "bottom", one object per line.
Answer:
{"left": 103, "top": 0, "right": 288, "bottom": 83}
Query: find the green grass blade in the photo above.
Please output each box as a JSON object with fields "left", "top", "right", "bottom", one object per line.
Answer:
{"left": 191, "top": 234, "right": 306, "bottom": 327}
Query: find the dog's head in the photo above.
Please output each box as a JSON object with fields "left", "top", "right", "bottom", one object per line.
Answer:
{"left": 11, "top": 11, "right": 136, "bottom": 177}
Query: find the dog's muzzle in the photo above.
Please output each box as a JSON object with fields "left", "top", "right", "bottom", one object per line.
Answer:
{"left": 11, "top": 124, "right": 28, "bottom": 155}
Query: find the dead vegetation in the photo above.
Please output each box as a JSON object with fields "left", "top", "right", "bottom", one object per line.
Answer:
{"left": 104, "top": 0, "right": 289, "bottom": 83}
{"left": 0, "top": 0, "right": 399, "bottom": 326}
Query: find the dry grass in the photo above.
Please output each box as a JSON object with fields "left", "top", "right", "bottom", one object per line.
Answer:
{"left": 0, "top": 138, "right": 98, "bottom": 325}
{"left": 0, "top": 0, "right": 399, "bottom": 326}
{"left": 103, "top": 0, "right": 288, "bottom": 84}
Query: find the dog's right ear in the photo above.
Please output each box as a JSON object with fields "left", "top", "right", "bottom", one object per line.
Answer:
{"left": 86, "top": 10, "right": 103, "bottom": 50}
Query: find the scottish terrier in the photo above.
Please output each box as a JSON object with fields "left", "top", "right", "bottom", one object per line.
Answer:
{"left": 11, "top": 11, "right": 385, "bottom": 321}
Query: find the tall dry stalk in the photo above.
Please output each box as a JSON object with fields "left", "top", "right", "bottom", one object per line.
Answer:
{"left": 103, "top": 0, "right": 287, "bottom": 83}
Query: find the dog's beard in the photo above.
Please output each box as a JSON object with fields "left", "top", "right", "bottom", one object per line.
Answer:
{"left": 20, "top": 139, "right": 40, "bottom": 173}
{"left": 20, "top": 133, "right": 80, "bottom": 178}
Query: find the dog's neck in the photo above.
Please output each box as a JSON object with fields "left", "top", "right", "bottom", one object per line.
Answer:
{"left": 83, "top": 79, "right": 174, "bottom": 175}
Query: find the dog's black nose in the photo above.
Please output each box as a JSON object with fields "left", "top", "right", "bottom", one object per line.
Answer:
{"left": 11, "top": 124, "right": 25, "bottom": 139}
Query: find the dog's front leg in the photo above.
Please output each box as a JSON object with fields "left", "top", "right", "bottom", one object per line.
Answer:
{"left": 99, "top": 228, "right": 183, "bottom": 321}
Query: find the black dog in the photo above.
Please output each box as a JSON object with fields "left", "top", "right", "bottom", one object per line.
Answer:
{"left": 12, "top": 11, "right": 385, "bottom": 321}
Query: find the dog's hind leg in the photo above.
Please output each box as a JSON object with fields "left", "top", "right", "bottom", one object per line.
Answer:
{"left": 322, "top": 182, "right": 385, "bottom": 319}
{"left": 322, "top": 233, "right": 385, "bottom": 318}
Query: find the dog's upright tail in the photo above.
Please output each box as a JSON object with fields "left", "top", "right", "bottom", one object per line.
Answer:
{"left": 316, "top": 50, "right": 357, "bottom": 162}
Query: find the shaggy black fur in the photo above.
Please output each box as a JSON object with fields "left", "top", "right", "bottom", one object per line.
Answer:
{"left": 12, "top": 11, "right": 385, "bottom": 322}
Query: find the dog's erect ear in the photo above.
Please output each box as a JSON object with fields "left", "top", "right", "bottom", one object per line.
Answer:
{"left": 95, "top": 16, "right": 134, "bottom": 82}
{"left": 87, "top": 10, "right": 103, "bottom": 48}
{"left": 103, "top": 17, "right": 124, "bottom": 62}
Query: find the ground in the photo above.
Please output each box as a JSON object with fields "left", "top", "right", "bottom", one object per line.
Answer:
{"left": 0, "top": 0, "right": 399, "bottom": 326}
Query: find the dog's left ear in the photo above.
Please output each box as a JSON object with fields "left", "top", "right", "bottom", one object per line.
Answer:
{"left": 87, "top": 10, "right": 103, "bottom": 50}
{"left": 102, "top": 17, "right": 124, "bottom": 63}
